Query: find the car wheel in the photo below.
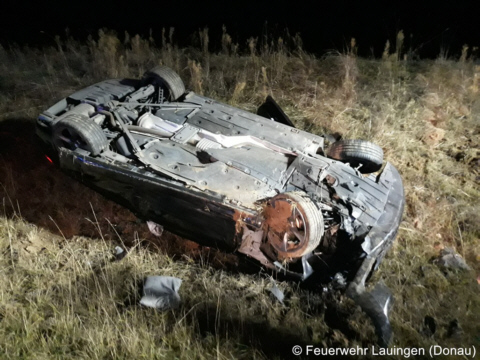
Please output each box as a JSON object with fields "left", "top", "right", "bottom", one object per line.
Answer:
{"left": 264, "top": 191, "right": 324, "bottom": 260}
{"left": 142, "top": 66, "right": 186, "bottom": 101}
{"left": 53, "top": 114, "right": 108, "bottom": 156}
{"left": 327, "top": 139, "right": 383, "bottom": 173}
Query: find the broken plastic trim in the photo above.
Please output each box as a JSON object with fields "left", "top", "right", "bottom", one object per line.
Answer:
{"left": 346, "top": 162, "right": 404, "bottom": 347}
{"left": 257, "top": 95, "right": 295, "bottom": 127}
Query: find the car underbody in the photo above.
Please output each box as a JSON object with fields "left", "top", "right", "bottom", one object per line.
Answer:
{"left": 37, "top": 67, "right": 404, "bottom": 346}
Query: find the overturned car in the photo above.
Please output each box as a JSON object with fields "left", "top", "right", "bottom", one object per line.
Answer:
{"left": 37, "top": 66, "right": 404, "bottom": 345}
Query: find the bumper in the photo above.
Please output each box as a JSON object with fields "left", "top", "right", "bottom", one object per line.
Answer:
{"left": 361, "top": 162, "right": 405, "bottom": 263}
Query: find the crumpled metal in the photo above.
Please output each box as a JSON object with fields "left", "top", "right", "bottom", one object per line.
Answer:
{"left": 140, "top": 276, "right": 182, "bottom": 310}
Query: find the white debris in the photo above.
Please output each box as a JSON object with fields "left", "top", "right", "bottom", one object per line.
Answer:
{"left": 114, "top": 246, "right": 126, "bottom": 261}
{"left": 147, "top": 221, "right": 164, "bottom": 237}
{"left": 140, "top": 276, "right": 182, "bottom": 310}
{"left": 268, "top": 282, "right": 285, "bottom": 305}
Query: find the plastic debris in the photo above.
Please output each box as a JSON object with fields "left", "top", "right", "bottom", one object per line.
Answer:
{"left": 140, "top": 276, "right": 182, "bottom": 310}
{"left": 268, "top": 282, "right": 285, "bottom": 305}
{"left": 423, "top": 316, "right": 436, "bottom": 337}
{"left": 447, "top": 319, "right": 463, "bottom": 340}
{"left": 332, "top": 272, "right": 347, "bottom": 290}
{"left": 147, "top": 221, "right": 164, "bottom": 237}
{"left": 114, "top": 246, "right": 126, "bottom": 261}
{"left": 350, "top": 282, "right": 393, "bottom": 348}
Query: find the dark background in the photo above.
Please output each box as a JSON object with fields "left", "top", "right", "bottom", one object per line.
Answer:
{"left": 1, "top": 0, "right": 479, "bottom": 58}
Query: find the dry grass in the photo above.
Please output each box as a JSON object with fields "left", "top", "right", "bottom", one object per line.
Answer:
{"left": 1, "top": 29, "right": 479, "bottom": 359}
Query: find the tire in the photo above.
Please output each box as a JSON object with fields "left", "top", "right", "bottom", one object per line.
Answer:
{"left": 142, "top": 66, "right": 185, "bottom": 101}
{"left": 53, "top": 114, "right": 108, "bottom": 156}
{"left": 264, "top": 191, "right": 324, "bottom": 260}
{"left": 327, "top": 139, "right": 383, "bottom": 174}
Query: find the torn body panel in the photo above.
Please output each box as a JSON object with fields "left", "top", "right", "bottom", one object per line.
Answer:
{"left": 58, "top": 148, "right": 253, "bottom": 251}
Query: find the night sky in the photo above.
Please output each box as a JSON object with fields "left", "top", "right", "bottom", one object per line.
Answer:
{"left": 2, "top": 0, "right": 479, "bottom": 57}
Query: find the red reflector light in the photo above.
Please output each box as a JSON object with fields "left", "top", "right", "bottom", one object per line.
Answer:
{"left": 45, "top": 155, "right": 53, "bottom": 164}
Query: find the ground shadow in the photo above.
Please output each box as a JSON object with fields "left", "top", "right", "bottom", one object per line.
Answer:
{"left": 0, "top": 118, "right": 238, "bottom": 267}
{"left": 189, "top": 299, "right": 362, "bottom": 359}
